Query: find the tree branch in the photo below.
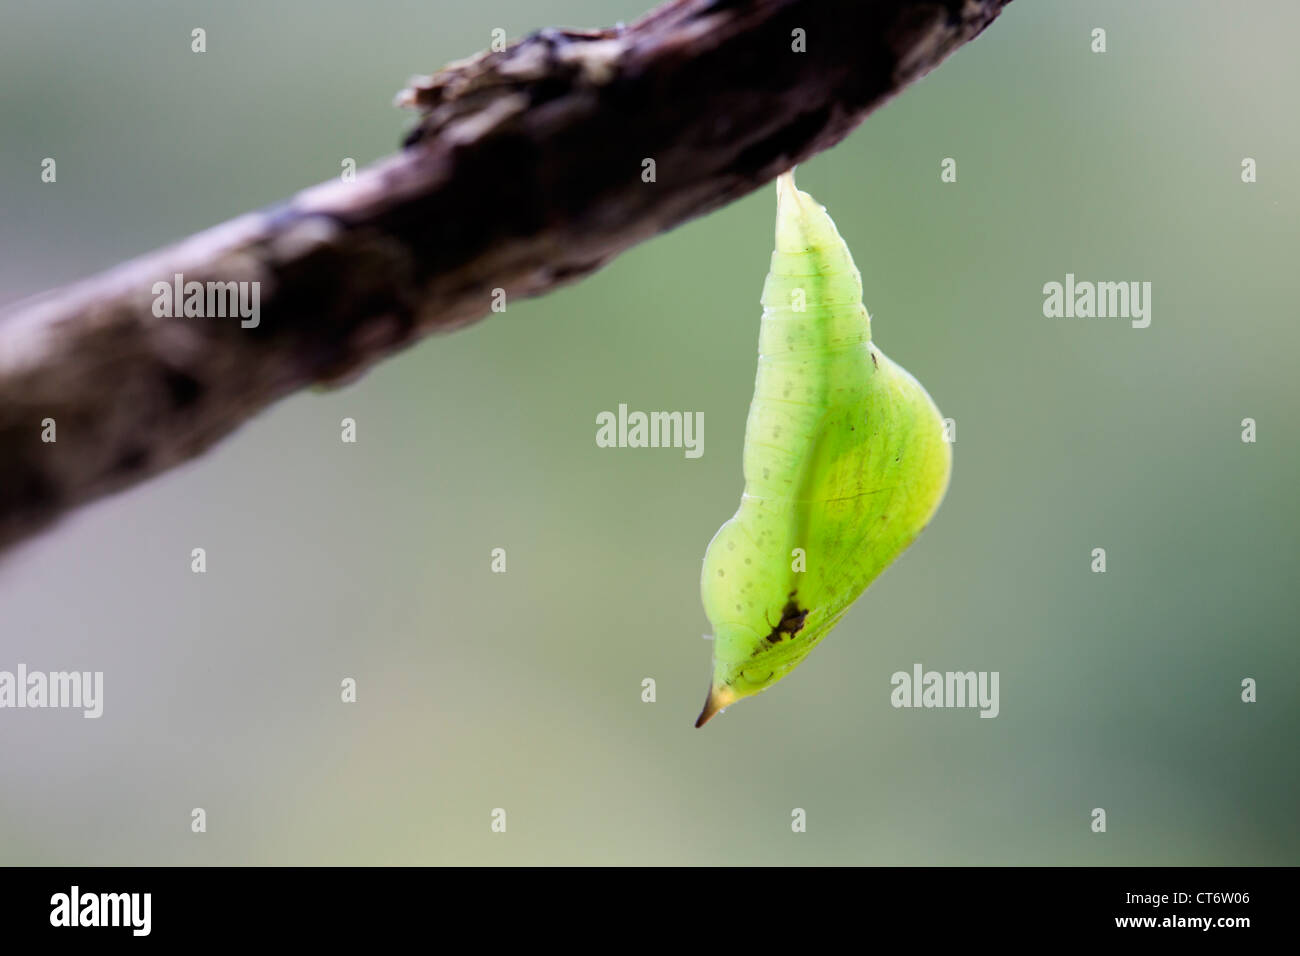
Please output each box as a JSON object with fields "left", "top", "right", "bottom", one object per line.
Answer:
{"left": 0, "top": 0, "right": 1011, "bottom": 555}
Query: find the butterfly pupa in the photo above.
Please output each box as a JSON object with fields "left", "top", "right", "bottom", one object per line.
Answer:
{"left": 696, "top": 170, "right": 951, "bottom": 727}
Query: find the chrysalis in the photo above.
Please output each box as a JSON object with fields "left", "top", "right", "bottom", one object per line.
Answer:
{"left": 696, "top": 171, "right": 951, "bottom": 727}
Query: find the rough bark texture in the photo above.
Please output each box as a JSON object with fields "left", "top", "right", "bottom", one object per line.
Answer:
{"left": 0, "top": 0, "right": 1011, "bottom": 555}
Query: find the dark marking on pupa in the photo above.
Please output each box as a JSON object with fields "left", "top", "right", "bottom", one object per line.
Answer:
{"left": 764, "top": 595, "right": 808, "bottom": 645}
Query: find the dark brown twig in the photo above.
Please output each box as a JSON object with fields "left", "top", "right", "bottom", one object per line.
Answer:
{"left": 0, "top": 0, "right": 1011, "bottom": 555}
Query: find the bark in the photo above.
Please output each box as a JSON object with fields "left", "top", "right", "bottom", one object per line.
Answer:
{"left": 0, "top": 0, "right": 1011, "bottom": 554}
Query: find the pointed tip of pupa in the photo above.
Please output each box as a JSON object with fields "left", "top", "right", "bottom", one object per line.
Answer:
{"left": 694, "top": 683, "right": 737, "bottom": 728}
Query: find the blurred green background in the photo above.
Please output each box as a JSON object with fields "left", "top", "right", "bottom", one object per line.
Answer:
{"left": 1, "top": 0, "right": 1297, "bottom": 865}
